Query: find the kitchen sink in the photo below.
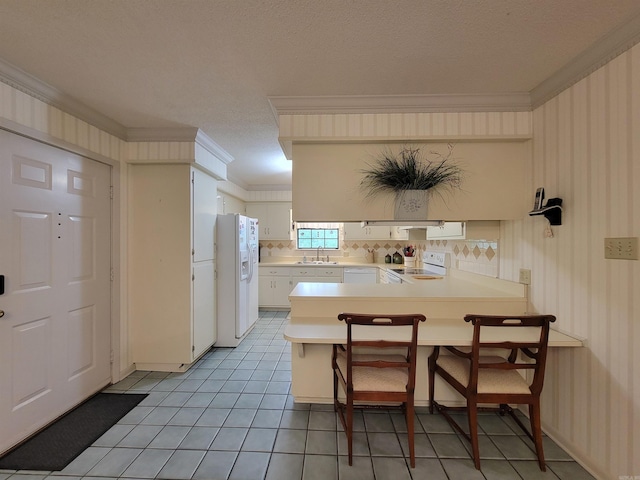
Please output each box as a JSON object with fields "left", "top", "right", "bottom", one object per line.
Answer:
{"left": 296, "top": 260, "right": 338, "bottom": 265}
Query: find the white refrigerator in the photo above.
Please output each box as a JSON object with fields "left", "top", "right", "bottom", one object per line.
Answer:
{"left": 216, "top": 214, "right": 259, "bottom": 346}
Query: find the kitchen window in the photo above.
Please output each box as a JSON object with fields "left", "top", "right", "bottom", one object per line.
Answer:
{"left": 296, "top": 226, "right": 339, "bottom": 250}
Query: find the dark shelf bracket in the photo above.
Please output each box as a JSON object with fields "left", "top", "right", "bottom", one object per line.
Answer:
{"left": 529, "top": 198, "right": 563, "bottom": 225}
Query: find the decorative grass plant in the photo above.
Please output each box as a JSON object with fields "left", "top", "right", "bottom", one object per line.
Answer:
{"left": 360, "top": 144, "right": 463, "bottom": 199}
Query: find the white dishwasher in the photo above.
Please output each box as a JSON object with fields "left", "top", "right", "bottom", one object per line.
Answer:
{"left": 343, "top": 267, "right": 378, "bottom": 284}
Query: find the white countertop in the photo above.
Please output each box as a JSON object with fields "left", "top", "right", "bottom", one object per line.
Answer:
{"left": 260, "top": 259, "right": 387, "bottom": 267}
{"left": 288, "top": 271, "right": 525, "bottom": 301}
{"left": 284, "top": 318, "right": 583, "bottom": 347}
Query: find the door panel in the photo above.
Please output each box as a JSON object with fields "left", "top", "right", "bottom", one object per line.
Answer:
{"left": 67, "top": 305, "right": 97, "bottom": 380}
{"left": 68, "top": 216, "right": 95, "bottom": 282}
{"left": 0, "top": 130, "right": 112, "bottom": 454}
{"left": 193, "top": 261, "right": 215, "bottom": 358}
{"left": 11, "top": 317, "right": 52, "bottom": 408}
{"left": 12, "top": 211, "right": 52, "bottom": 291}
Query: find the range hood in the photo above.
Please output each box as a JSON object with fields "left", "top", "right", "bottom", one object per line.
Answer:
{"left": 360, "top": 220, "right": 444, "bottom": 228}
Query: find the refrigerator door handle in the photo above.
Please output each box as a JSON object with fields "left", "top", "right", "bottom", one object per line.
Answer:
{"left": 246, "top": 242, "right": 254, "bottom": 282}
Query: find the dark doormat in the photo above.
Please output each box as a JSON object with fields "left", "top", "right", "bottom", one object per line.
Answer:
{"left": 0, "top": 392, "right": 147, "bottom": 471}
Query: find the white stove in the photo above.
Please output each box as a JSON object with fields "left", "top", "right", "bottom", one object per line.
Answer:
{"left": 422, "top": 251, "right": 449, "bottom": 276}
{"left": 390, "top": 252, "right": 449, "bottom": 277}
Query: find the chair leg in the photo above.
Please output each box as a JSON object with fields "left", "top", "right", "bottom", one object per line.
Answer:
{"left": 467, "top": 399, "right": 481, "bottom": 470}
{"left": 406, "top": 397, "right": 415, "bottom": 468}
{"left": 428, "top": 359, "right": 435, "bottom": 414}
{"left": 346, "top": 393, "right": 353, "bottom": 466}
{"left": 529, "top": 401, "right": 546, "bottom": 471}
{"left": 333, "top": 370, "right": 338, "bottom": 412}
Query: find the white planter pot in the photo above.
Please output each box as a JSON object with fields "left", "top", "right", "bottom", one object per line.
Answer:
{"left": 394, "top": 190, "right": 429, "bottom": 220}
{"left": 404, "top": 256, "right": 416, "bottom": 267}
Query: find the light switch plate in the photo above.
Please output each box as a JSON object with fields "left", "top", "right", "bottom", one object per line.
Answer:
{"left": 604, "top": 237, "right": 638, "bottom": 260}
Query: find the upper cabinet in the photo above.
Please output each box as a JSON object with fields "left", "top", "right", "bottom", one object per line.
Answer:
{"left": 292, "top": 142, "right": 528, "bottom": 222}
{"left": 426, "top": 221, "right": 500, "bottom": 240}
{"left": 426, "top": 222, "right": 465, "bottom": 239}
{"left": 390, "top": 226, "right": 409, "bottom": 240}
{"left": 247, "top": 202, "right": 292, "bottom": 240}
{"left": 343, "top": 222, "right": 390, "bottom": 241}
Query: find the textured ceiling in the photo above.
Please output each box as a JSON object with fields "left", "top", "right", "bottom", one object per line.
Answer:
{"left": 0, "top": 1, "right": 639, "bottom": 189}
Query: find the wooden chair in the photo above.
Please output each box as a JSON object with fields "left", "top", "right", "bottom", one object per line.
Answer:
{"left": 332, "top": 312, "right": 426, "bottom": 468}
{"left": 428, "top": 314, "right": 556, "bottom": 471}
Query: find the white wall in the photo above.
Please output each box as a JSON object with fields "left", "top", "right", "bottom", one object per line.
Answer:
{"left": 501, "top": 43, "right": 640, "bottom": 479}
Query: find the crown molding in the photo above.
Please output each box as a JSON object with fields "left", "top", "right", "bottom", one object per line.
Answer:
{"left": 531, "top": 12, "right": 640, "bottom": 108}
{"left": 268, "top": 93, "right": 532, "bottom": 120}
{"left": 195, "top": 129, "right": 234, "bottom": 165}
{"left": 0, "top": 57, "right": 127, "bottom": 139}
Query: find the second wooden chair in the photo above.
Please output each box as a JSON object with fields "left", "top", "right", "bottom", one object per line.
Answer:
{"left": 428, "top": 314, "right": 556, "bottom": 471}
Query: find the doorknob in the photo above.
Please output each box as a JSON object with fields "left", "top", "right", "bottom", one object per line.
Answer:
{"left": 0, "top": 310, "right": 4, "bottom": 318}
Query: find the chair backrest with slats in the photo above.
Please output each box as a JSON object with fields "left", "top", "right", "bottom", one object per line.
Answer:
{"left": 463, "top": 314, "right": 556, "bottom": 395}
{"left": 337, "top": 313, "right": 426, "bottom": 392}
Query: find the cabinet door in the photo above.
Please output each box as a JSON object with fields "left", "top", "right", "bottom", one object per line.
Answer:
{"left": 192, "top": 169, "right": 217, "bottom": 262}
{"left": 318, "top": 268, "right": 343, "bottom": 281}
{"left": 344, "top": 223, "right": 390, "bottom": 240}
{"left": 273, "top": 277, "right": 292, "bottom": 307}
{"left": 193, "top": 262, "right": 215, "bottom": 358}
{"left": 390, "top": 226, "right": 409, "bottom": 240}
{"left": 258, "top": 267, "right": 290, "bottom": 307}
{"left": 290, "top": 267, "right": 314, "bottom": 292}
{"left": 367, "top": 225, "right": 390, "bottom": 239}
{"left": 259, "top": 275, "right": 275, "bottom": 306}
{"left": 246, "top": 203, "right": 269, "bottom": 237}
{"left": 342, "top": 222, "right": 361, "bottom": 240}
{"left": 426, "top": 222, "right": 464, "bottom": 239}
{"left": 267, "top": 203, "right": 292, "bottom": 239}
{"left": 247, "top": 202, "right": 291, "bottom": 240}
{"left": 343, "top": 222, "right": 373, "bottom": 240}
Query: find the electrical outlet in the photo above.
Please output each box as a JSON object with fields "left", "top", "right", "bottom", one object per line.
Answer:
{"left": 604, "top": 237, "right": 638, "bottom": 260}
{"left": 519, "top": 268, "right": 531, "bottom": 285}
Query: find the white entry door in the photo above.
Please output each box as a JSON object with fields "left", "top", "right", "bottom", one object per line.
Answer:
{"left": 0, "top": 130, "right": 112, "bottom": 454}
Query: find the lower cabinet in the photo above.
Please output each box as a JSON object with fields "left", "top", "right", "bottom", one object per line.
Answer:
{"left": 259, "top": 267, "right": 291, "bottom": 308}
{"left": 259, "top": 266, "right": 344, "bottom": 307}
{"left": 291, "top": 267, "right": 343, "bottom": 291}
{"left": 318, "top": 268, "right": 343, "bottom": 282}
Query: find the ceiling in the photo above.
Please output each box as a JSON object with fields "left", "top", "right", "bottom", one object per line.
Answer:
{"left": 1, "top": 1, "right": 639, "bottom": 190}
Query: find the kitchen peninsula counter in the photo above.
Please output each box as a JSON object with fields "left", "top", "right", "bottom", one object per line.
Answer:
{"left": 288, "top": 269, "right": 528, "bottom": 319}
{"left": 285, "top": 270, "right": 583, "bottom": 404}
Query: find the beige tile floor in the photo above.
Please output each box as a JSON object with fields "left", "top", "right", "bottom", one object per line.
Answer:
{"left": 0, "top": 310, "right": 596, "bottom": 480}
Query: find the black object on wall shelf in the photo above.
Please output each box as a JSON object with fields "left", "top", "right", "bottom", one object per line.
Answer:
{"left": 529, "top": 198, "right": 563, "bottom": 225}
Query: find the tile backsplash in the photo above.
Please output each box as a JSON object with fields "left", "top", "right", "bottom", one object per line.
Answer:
{"left": 425, "top": 239, "right": 499, "bottom": 277}
{"left": 258, "top": 237, "right": 499, "bottom": 277}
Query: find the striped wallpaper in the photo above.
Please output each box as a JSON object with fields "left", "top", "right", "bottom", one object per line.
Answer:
{"left": 501, "top": 43, "right": 640, "bottom": 479}
{"left": 278, "top": 110, "right": 532, "bottom": 140}
{"left": 0, "top": 81, "right": 124, "bottom": 161}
